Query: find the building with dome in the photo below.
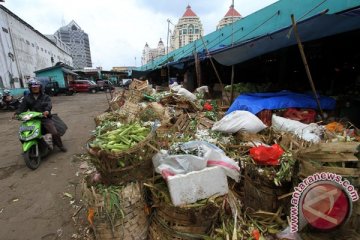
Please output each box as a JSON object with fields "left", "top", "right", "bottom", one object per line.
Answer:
{"left": 141, "top": 39, "right": 165, "bottom": 65}
{"left": 170, "top": 5, "right": 204, "bottom": 51}
{"left": 217, "top": 5, "right": 242, "bottom": 30}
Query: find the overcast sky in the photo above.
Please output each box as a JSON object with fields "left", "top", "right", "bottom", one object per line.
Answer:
{"left": 3, "top": 0, "right": 277, "bottom": 70}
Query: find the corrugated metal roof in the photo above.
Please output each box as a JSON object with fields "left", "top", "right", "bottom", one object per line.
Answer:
{"left": 137, "top": 0, "right": 360, "bottom": 72}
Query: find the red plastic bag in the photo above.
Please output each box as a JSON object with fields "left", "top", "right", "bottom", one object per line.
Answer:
{"left": 283, "top": 108, "right": 316, "bottom": 124}
{"left": 249, "top": 144, "right": 284, "bottom": 165}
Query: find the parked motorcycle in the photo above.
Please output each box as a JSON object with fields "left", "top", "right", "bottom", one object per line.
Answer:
{"left": 0, "top": 89, "right": 21, "bottom": 110}
{"left": 17, "top": 111, "right": 53, "bottom": 169}
{"left": 120, "top": 79, "right": 132, "bottom": 90}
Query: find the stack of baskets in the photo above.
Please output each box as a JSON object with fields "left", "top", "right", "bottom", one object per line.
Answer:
{"left": 145, "top": 178, "right": 222, "bottom": 240}
{"left": 296, "top": 142, "right": 360, "bottom": 233}
{"left": 83, "top": 108, "right": 159, "bottom": 239}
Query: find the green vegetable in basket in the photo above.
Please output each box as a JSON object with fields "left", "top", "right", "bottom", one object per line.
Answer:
{"left": 91, "top": 122, "right": 150, "bottom": 152}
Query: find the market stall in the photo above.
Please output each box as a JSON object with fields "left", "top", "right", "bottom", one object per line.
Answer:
{"left": 77, "top": 79, "right": 360, "bottom": 240}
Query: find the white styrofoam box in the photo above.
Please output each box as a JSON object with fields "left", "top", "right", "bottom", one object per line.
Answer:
{"left": 167, "top": 166, "right": 229, "bottom": 206}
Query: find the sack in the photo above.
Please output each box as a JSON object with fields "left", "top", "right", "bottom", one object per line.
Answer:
{"left": 272, "top": 115, "right": 322, "bottom": 143}
{"left": 177, "top": 88, "right": 197, "bottom": 101}
{"left": 212, "top": 110, "right": 267, "bottom": 133}
{"left": 51, "top": 114, "right": 68, "bottom": 136}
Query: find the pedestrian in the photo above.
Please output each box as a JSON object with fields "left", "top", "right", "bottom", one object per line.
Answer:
{"left": 14, "top": 79, "right": 67, "bottom": 152}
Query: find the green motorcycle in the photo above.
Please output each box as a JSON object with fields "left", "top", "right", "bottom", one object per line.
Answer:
{"left": 18, "top": 111, "right": 53, "bottom": 169}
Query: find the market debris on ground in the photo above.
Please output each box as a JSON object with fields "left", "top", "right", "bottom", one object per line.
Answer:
{"left": 73, "top": 79, "right": 360, "bottom": 240}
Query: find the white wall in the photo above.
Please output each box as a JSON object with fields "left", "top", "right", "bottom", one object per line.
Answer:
{"left": 0, "top": 10, "right": 20, "bottom": 88}
{"left": 0, "top": 6, "right": 73, "bottom": 88}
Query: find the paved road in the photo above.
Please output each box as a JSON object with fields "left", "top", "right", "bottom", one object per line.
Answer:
{"left": 0, "top": 92, "right": 110, "bottom": 240}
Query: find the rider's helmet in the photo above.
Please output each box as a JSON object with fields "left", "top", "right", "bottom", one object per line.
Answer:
{"left": 27, "top": 79, "right": 42, "bottom": 94}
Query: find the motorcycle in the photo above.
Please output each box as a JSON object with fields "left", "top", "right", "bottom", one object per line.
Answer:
{"left": 120, "top": 79, "right": 132, "bottom": 90}
{"left": 1, "top": 89, "right": 22, "bottom": 110}
{"left": 17, "top": 111, "right": 53, "bottom": 170}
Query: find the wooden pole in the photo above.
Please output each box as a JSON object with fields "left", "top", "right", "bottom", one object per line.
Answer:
{"left": 166, "top": 19, "right": 171, "bottom": 84}
{"left": 194, "top": 51, "right": 202, "bottom": 87}
{"left": 200, "top": 35, "right": 230, "bottom": 103}
{"left": 291, "top": 14, "right": 324, "bottom": 119}
{"left": 230, "top": 0, "right": 235, "bottom": 104}
{"left": 230, "top": 66, "right": 235, "bottom": 102}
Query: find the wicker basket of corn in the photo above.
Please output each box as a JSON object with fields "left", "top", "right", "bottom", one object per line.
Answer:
{"left": 87, "top": 121, "right": 158, "bottom": 185}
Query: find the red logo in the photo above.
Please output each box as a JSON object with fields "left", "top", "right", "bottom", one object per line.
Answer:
{"left": 301, "top": 183, "right": 350, "bottom": 230}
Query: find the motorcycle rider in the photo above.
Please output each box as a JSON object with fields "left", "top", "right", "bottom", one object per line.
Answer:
{"left": 1, "top": 89, "right": 19, "bottom": 110}
{"left": 14, "top": 79, "right": 67, "bottom": 152}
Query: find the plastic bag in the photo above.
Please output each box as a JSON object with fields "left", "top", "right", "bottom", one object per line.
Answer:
{"left": 169, "top": 82, "right": 182, "bottom": 92}
{"left": 177, "top": 88, "right": 197, "bottom": 101}
{"left": 43, "top": 133, "right": 53, "bottom": 150}
{"left": 283, "top": 108, "right": 316, "bottom": 124}
{"left": 203, "top": 102, "right": 213, "bottom": 111}
{"left": 276, "top": 226, "right": 301, "bottom": 240}
{"left": 272, "top": 115, "right": 322, "bottom": 143}
{"left": 249, "top": 144, "right": 284, "bottom": 165}
{"left": 152, "top": 150, "right": 207, "bottom": 178}
{"left": 51, "top": 114, "right": 68, "bottom": 136}
{"left": 152, "top": 141, "right": 240, "bottom": 181}
{"left": 212, "top": 110, "right": 267, "bottom": 133}
{"left": 195, "top": 86, "right": 209, "bottom": 93}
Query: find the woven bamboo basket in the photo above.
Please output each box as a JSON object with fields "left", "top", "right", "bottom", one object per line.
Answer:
{"left": 297, "top": 142, "right": 360, "bottom": 187}
{"left": 243, "top": 164, "right": 292, "bottom": 213}
{"left": 87, "top": 129, "right": 158, "bottom": 185}
{"left": 116, "top": 101, "right": 141, "bottom": 123}
{"left": 127, "top": 89, "right": 144, "bottom": 104}
{"left": 148, "top": 203, "right": 220, "bottom": 240}
{"left": 82, "top": 181, "right": 149, "bottom": 240}
{"left": 94, "top": 111, "right": 129, "bottom": 127}
{"left": 145, "top": 179, "right": 222, "bottom": 240}
{"left": 109, "top": 94, "right": 126, "bottom": 111}
{"left": 130, "top": 79, "right": 149, "bottom": 91}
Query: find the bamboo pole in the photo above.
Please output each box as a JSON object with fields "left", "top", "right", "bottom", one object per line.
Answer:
{"left": 199, "top": 35, "right": 230, "bottom": 103}
{"left": 230, "top": 0, "right": 236, "bottom": 104}
{"left": 291, "top": 14, "right": 324, "bottom": 119}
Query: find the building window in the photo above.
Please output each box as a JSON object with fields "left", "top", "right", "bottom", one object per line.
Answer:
{"left": 183, "top": 29, "right": 187, "bottom": 34}
{"left": 188, "top": 24, "right": 194, "bottom": 34}
{"left": 195, "top": 29, "right": 199, "bottom": 34}
{"left": 2, "top": 27, "right": 8, "bottom": 33}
